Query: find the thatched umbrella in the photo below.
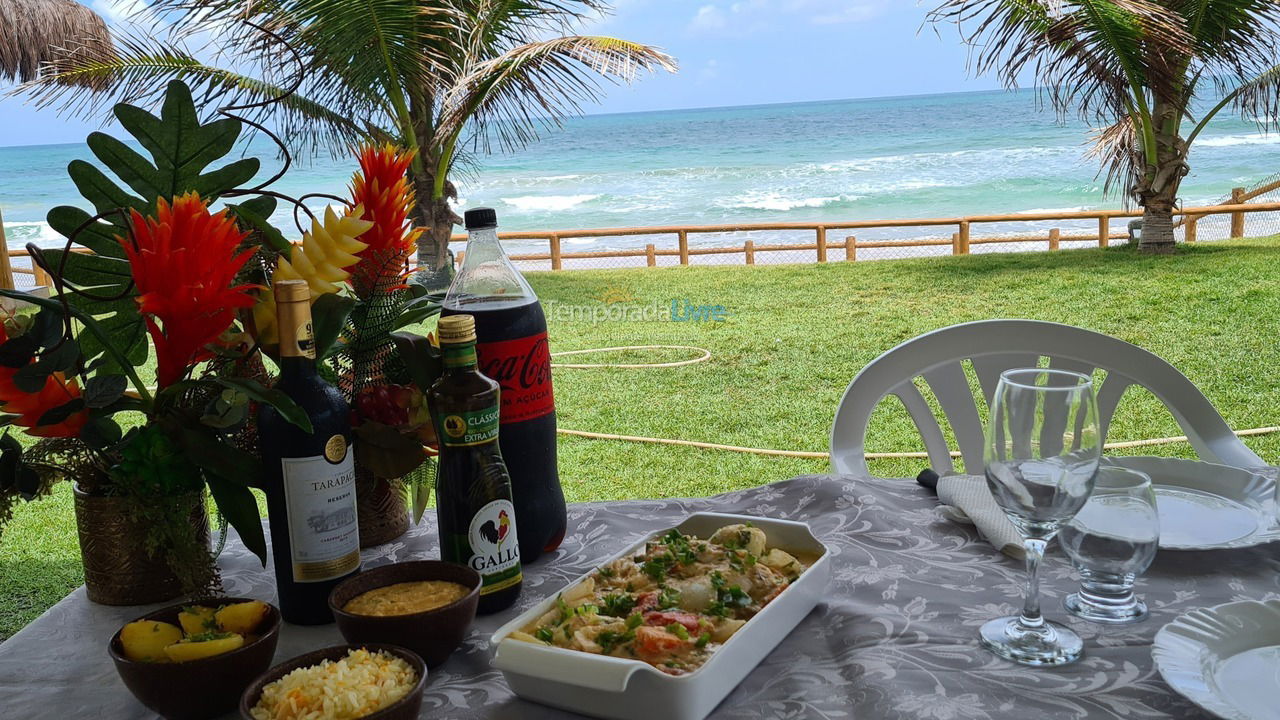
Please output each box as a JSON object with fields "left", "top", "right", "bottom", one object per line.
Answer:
{"left": 0, "top": 0, "right": 114, "bottom": 87}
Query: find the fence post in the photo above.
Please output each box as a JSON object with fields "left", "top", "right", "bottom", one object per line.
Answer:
{"left": 1098, "top": 215, "right": 1109, "bottom": 247}
{"left": 1186, "top": 215, "right": 1198, "bottom": 243}
{"left": 34, "top": 263, "right": 51, "bottom": 289}
{"left": 1231, "top": 187, "right": 1246, "bottom": 237}
{"left": 744, "top": 240, "right": 755, "bottom": 265}
{"left": 455, "top": 251, "right": 465, "bottom": 268}
{"left": 645, "top": 243, "right": 656, "bottom": 267}
{"left": 959, "top": 221, "right": 971, "bottom": 254}
{"left": 1048, "top": 228, "right": 1060, "bottom": 250}
{"left": 550, "top": 234, "right": 562, "bottom": 271}
{"left": 816, "top": 227, "right": 827, "bottom": 262}
{"left": 678, "top": 230, "right": 689, "bottom": 266}
{"left": 845, "top": 236, "right": 856, "bottom": 262}
{"left": 0, "top": 210, "right": 13, "bottom": 290}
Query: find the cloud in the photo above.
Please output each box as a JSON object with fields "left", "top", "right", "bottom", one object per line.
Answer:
{"left": 689, "top": 0, "right": 887, "bottom": 35}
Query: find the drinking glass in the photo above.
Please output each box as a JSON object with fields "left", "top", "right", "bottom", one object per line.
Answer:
{"left": 981, "top": 368, "right": 1101, "bottom": 666}
{"left": 1060, "top": 466, "right": 1159, "bottom": 624}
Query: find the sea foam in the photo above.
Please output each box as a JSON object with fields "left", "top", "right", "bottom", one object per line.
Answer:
{"left": 501, "top": 194, "right": 600, "bottom": 212}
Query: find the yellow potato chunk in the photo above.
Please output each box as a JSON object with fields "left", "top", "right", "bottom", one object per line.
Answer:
{"left": 120, "top": 620, "right": 184, "bottom": 663}
{"left": 163, "top": 633, "right": 245, "bottom": 662}
{"left": 178, "top": 606, "right": 218, "bottom": 636}
{"left": 214, "top": 600, "right": 270, "bottom": 635}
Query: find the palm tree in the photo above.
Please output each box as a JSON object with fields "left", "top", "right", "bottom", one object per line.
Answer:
{"left": 22, "top": 0, "right": 676, "bottom": 285}
{"left": 929, "top": 1, "right": 1280, "bottom": 253}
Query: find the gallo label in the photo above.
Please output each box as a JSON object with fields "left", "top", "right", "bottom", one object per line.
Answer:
{"left": 467, "top": 500, "right": 522, "bottom": 594}
{"left": 476, "top": 333, "right": 555, "bottom": 424}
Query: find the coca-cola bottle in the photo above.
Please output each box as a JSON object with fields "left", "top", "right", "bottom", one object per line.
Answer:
{"left": 441, "top": 208, "right": 566, "bottom": 562}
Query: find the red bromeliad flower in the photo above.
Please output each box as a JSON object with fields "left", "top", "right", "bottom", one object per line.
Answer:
{"left": 348, "top": 143, "right": 423, "bottom": 295}
{"left": 121, "top": 193, "right": 257, "bottom": 388}
{"left": 0, "top": 321, "right": 89, "bottom": 438}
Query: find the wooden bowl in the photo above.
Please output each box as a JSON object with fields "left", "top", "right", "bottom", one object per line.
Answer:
{"left": 238, "top": 644, "right": 427, "bottom": 720}
{"left": 328, "top": 560, "right": 481, "bottom": 668}
{"left": 109, "top": 597, "right": 281, "bottom": 720}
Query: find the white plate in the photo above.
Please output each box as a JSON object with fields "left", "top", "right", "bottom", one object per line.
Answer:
{"left": 1153, "top": 599, "right": 1280, "bottom": 720}
{"left": 490, "top": 512, "right": 832, "bottom": 720}
{"left": 1105, "top": 457, "right": 1279, "bottom": 551}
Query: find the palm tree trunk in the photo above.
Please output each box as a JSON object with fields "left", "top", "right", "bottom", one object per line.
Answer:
{"left": 410, "top": 173, "right": 461, "bottom": 292}
{"left": 1140, "top": 193, "right": 1177, "bottom": 253}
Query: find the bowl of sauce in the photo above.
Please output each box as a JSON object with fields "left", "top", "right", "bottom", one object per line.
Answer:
{"left": 329, "top": 561, "right": 481, "bottom": 668}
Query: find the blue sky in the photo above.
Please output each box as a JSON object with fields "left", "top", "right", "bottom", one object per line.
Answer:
{"left": 0, "top": 1, "right": 1002, "bottom": 147}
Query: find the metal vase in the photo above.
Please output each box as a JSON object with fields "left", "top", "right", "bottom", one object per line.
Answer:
{"left": 72, "top": 485, "right": 210, "bottom": 606}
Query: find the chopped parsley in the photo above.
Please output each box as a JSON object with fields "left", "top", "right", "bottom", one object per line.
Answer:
{"left": 575, "top": 604, "right": 599, "bottom": 617}
{"left": 666, "top": 623, "right": 690, "bottom": 641}
{"left": 696, "top": 632, "right": 711, "bottom": 648}
{"left": 556, "top": 595, "right": 571, "bottom": 623}
{"left": 657, "top": 586, "right": 682, "bottom": 610}
{"left": 642, "top": 553, "right": 676, "bottom": 582}
{"left": 597, "top": 629, "right": 636, "bottom": 654}
{"left": 706, "top": 572, "right": 753, "bottom": 617}
{"left": 626, "top": 612, "right": 644, "bottom": 629}
{"left": 535, "top": 627, "right": 554, "bottom": 643}
{"left": 601, "top": 593, "right": 637, "bottom": 618}
{"left": 597, "top": 565, "right": 616, "bottom": 579}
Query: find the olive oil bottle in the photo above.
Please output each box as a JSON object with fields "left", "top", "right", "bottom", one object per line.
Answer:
{"left": 258, "top": 280, "right": 361, "bottom": 624}
{"left": 429, "top": 314, "right": 522, "bottom": 614}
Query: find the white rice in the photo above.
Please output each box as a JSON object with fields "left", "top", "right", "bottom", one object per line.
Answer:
{"left": 249, "top": 648, "right": 417, "bottom": 720}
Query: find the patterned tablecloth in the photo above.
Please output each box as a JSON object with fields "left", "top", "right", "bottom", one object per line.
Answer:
{"left": 3, "top": 474, "right": 1278, "bottom": 720}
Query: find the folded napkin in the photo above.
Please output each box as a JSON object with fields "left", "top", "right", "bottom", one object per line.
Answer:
{"left": 936, "top": 474, "right": 1025, "bottom": 559}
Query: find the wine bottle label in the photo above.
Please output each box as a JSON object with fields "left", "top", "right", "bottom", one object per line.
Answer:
{"left": 437, "top": 407, "right": 500, "bottom": 447}
{"left": 476, "top": 333, "right": 555, "bottom": 423}
{"left": 459, "top": 499, "right": 521, "bottom": 595}
{"left": 280, "top": 448, "right": 360, "bottom": 582}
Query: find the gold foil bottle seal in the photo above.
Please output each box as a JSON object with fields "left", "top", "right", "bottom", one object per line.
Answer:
{"left": 437, "top": 315, "right": 477, "bottom": 345}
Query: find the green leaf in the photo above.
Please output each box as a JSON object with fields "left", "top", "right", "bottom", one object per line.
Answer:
{"left": 13, "top": 339, "right": 80, "bottom": 393}
{"left": 83, "top": 374, "right": 128, "bottom": 409}
{"left": 177, "top": 425, "right": 265, "bottom": 488}
{"left": 393, "top": 295, "right": 443, "bottom": 330}
{"left": 213, "top": 377, "right": 313, "bottom": 433}
{"left": 354, "top": 421, "right": 427, "bottom": 479}
{"left": 392, "top": 331, "right": 443, "bottom": 395}
{"left": 36, "top": 398, "right": 85, "bottom": 427}
{"left": 312, "top": 293, "right": 356, "bottom": 360}
{"left": 80, "top": 417, "right": 123, "bottom": 450}
{"left": 87, "top": 132, "right": 166, "bottom": 200}
{"left": 205, "top": 474, "right": 267, "bottom": 566}
{"left": 45, "top": 206, "right": 127, "bottom": 258}
{"left": 66, "top": 159, "right": 147, "bottom": 218}
{"left": 227, "top": 201, "right": 290, "bottom": 253}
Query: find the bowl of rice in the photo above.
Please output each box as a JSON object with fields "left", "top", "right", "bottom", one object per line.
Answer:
{"left": 238, "top": 644, "right": 426, "bottom": 720}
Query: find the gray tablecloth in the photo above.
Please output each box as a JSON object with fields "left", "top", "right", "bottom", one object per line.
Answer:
{"left": 3, "top": 474, "right": 1278, "bottom": 719}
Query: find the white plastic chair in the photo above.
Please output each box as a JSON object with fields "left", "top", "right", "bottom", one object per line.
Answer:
{"left": 829, "top": 319, "right": 1264, "bottom": 477}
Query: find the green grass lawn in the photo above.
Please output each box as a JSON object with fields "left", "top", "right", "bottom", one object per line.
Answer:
{"left": 4, "top": 237, "right": 1280, "bottom": 639}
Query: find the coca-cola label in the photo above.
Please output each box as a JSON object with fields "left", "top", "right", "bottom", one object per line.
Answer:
{"left": 476, "top": 333, "right": 555, "bottom": 424}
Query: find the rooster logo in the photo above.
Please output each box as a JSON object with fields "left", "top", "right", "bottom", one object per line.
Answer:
{"left": 478, "top": 510, "right": 512, "bottom": 549}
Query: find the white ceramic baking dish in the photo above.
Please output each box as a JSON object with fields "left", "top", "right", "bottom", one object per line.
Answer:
{"left": 491, "top": 512, "right": 833, "bottom": 720}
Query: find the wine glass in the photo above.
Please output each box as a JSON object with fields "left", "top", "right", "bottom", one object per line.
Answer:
{"left": 981, "top": 368, "right": 1101, "bottom": 666}
{"left": 1060, "top": 466, "right": 1159, "bottom": 624}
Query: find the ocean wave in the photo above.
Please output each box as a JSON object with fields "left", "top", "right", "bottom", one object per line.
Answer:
{"left": 1016, "top": 206, "right": 1091, "bottom": 214}
{"left": 1198, "top": 133, "right": 1280, "bottom": 148}
{"left": 3, "top": 221, "right": 64, "bottom": 248}
{"left": 501, "top": 194, "right": 600, "bottom": 212}
{"left": 725, "top": 192, "right": 860, "bottom": 211}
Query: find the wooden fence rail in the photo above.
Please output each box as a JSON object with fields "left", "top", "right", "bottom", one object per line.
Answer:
{"left": 5, "top": 199, "right": 1280, "bottom": 288}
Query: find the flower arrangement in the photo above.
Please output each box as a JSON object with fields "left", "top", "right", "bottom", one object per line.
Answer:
{"left": 0, "top": 81, "right": 443, "bottom": 600}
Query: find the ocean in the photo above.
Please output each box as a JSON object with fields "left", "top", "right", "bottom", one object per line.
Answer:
{"left": 2, "top": 88, "right": 1277, "bottom": 263}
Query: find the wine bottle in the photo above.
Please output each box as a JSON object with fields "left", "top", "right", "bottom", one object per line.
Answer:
{"left": 258, "top": 279, "right": 361, "bottom": 625}
{"left": 429, "top": 314, "right": 522, "bottom": 614}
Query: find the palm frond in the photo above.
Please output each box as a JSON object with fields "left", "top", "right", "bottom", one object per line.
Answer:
{"left": 12, "top": 31, "right": 362, "bottom": 156}
{"left": 440, "top": 34, "right": 676, "bottom": 154}
{"left": 1088, "top": 116, "right": 1143, "bottom": 200}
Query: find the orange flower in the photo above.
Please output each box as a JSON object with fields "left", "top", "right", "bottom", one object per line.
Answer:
{"left": 0, "top": 321, "right": 88, "bottom": 438}
{"left": 348, "top": 143, "right": 424, "bottom": 295}
{"left": 121, "top": 193, "right": 257, "bottom": 388}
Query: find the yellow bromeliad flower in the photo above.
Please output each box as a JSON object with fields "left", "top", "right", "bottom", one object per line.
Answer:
{"left": 253, "top": 206, "right": 373, "bottom": 345}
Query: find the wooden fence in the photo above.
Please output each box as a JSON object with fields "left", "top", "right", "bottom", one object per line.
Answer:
{"left": 443, "top": 197, "right": 1280, "bottom": 270}
{"left": 3, "top": 195, "right": 1280, "bottom": 289}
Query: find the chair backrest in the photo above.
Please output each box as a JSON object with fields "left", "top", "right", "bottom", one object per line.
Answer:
{"left": 829, "top": 319, "right": 1263, "bottom": 477}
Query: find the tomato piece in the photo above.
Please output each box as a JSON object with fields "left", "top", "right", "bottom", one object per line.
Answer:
{"left": 634, "top": 626, "right": 688, "bottom": 659}
{"left": 643, "top": 610, "right": 701, "bottom": 634}
{"left": 634, "top": 591, "right": 660, "bottom": 613}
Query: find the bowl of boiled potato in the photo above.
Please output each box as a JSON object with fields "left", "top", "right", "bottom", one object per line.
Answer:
{"left": 109, "top": 597, "right": 280, "bottom": 720}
